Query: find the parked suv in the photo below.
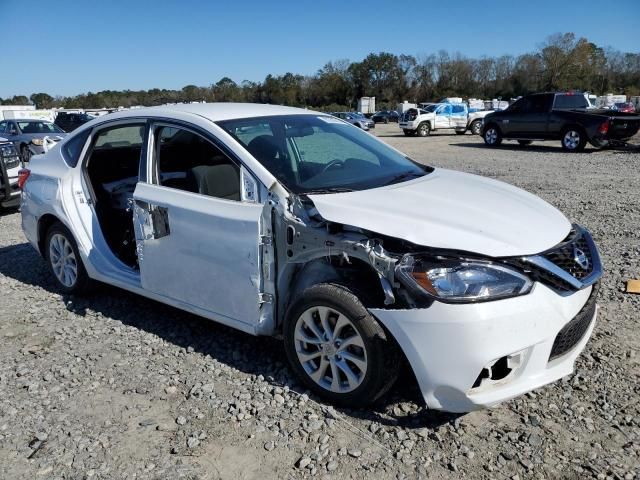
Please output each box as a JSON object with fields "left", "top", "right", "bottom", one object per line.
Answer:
{"left": 54, "top": 112, "right": 95, "bottom": 132}
{"left": 0, "top": 138, "right": 22, "bottom": 208}
{"left": 20, "top": 103, "right": 602, "bottom": 412}
{"left": 482, "top": 93, "right": 640, "bottom": 151}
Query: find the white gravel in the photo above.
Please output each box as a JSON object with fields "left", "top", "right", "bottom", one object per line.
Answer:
{"left": 0, "top": 125, "right": 638, "bottom": 479}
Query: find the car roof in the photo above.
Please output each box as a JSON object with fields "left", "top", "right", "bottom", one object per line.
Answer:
{"left": 105, "top": 103, "right": 318, "bottom": 122}
{"left": 11, "top": 119, "right": 53, "bottom": 122}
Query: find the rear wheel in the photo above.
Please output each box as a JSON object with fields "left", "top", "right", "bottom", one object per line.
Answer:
{"left": 45, "top": 222, "right": 92, "bottom": 294}
{"left": 561, "top": 127, "right": 586, "bottom": 152}
{"left": 470, "top": 120, "right": 482, "bottom": 135}
{"left": 417, "top": 122, "right": 430, "bottom": 137}
{"left": 483, "top": 125, "right": 502, "bottom": 146}
{"left": 284, "top": 283, "right": 399, "bottom": 407}
{"left": 518, "top": 140, "right": 532, "bottom": 146}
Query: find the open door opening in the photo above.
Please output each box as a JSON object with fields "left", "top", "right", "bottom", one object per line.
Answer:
{"left": 85, "top": 123, "right": 145, "bottom": 268}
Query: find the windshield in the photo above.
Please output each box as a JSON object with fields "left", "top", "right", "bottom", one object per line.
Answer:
{"left": 17, "top": 121, "right": 64, "bottom": 134}
{"left": 218, "top": 114, "right": 432, "bottom": 194}
{"left": 422, "top": 104, "right": 438, "bottom": 113}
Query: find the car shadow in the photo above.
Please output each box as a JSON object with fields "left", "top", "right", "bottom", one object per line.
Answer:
{"left": 0, "top": 206, "right": 20, "bottom": 217}
{"left": 0, "top": 241, "right": 460, "bottom": 429}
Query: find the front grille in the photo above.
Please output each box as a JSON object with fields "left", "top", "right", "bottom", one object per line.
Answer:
{"left": 549, "top": 282, "right": 599, "bottom": 361}
{"left": 543, "top": 231, "right": 593, "bottom": 281}
{"left": 505, "top": 227, "right": 599, "bottom": 292}
{"left": 4, "top": 156, "right": 20, "bottom": 169}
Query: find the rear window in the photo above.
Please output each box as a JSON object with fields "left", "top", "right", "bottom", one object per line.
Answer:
{"left": 553, "top": 95, "right": 588, "bottom": 110}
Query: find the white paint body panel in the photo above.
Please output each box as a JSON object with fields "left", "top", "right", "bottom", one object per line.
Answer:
{"left": 371, "top": 284, "right": 595, "bottom": 412}
{"left": 309, "top": 169, "right": 571, "bottom": 257}
{"left": 132, "top": 182, "right": 263, "bottom": 329}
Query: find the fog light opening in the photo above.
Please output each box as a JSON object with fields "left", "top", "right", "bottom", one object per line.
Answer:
{"left": 472, "top": 351, "right": 524, "bottom": 390}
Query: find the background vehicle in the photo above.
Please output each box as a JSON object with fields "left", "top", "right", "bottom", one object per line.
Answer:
{"left": 20, "top": 103, "right": 601, "bottom": 413}
{"left": 0, "top": 138, "right": 22, "bottom": 208}
{"left": 330, "top": 112, "right": 374, "bottom": 130}
{"left": 613, "top": 102, "right": 636, "bottom": 113}
{"left": 54, "top": 112, "right": 95, "bottom": 132}
{"left": 399, "top": 103, "right": 490, "bottom": 137}
{"left": 0, "top": 119, "right": 67, "bottom": 161}
{"left": 482, "top": 92, "right": 640, "bottom": 152}
{"left": 371, "top": 110, "right": 400, "bottom": 123}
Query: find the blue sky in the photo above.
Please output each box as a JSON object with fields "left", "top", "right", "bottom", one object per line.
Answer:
{"left": 1, "top": 0, "right": 638, "bottom": 98}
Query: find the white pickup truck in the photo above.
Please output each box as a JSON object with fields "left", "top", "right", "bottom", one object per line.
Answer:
{"left": 399, "top": 103, "right": 491, "bottom": 137}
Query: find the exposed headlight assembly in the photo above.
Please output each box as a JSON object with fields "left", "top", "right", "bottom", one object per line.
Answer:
{"left": 31, "top": 138, "right": 44, "bottom": 146}
{"left": 396, "top": 255, "right": 533, "bottom": 303}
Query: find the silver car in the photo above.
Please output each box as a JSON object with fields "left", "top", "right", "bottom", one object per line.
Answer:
{"left": 0, "top": 119, "right": 67, "bottom": 162}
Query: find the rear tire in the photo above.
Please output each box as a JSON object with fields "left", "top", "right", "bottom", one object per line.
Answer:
{"left": 470, "top": 120, "right": 482, "bottom": 135}
{"left": 284, "top": 283, "right": 399, "bottom": 408}
{"left": 483, "top": 125, "right": 502, "bottom": 146}
{"left": 417, "top": 122, "right": 430, "bottom": 137}
{"left": 561, "top": 127, "right": 587, "bottom": 152}
{"left": 45, "top": 222, "right": 93, "bottom": 294}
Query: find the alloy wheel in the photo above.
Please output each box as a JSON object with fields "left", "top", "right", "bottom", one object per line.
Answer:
{"left": 49, "top": 233, "right": 78, "bottom": 288}
{"left": 294, "top": 306, "right": 367, "bottom": 393}
{"left": 485, "top": 128, "right": 498, "bottom": 144}
{"left": 563, "top": 130, "right": 581, "bottom": 150}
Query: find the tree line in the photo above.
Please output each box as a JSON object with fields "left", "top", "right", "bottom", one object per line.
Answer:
{"left": 2, "top": 33, "right": 639, "bottom": 111}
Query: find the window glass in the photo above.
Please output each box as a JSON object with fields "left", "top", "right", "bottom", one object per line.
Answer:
{"left": 553, "top": 94, "right": 588, "bottom": 110}
{"left": 219, "top": 115, "right": 432, "bottom": 194}
{"left": 0, "top": 121, "right": 6, "bottom": 133}
{"left": 452, "top": 105, "right": 465, "bottom": 114}
{"left": 155, "top": 126, "right": 240, "bottom": 201}
{"left": 17, "top": 121, "right": 64, "bottom": 134}
{"left": 62, "top": 129, "right": 91, "bottom": 167}
{"left": 95, "top": 125, "right": 144, "bottom": 148}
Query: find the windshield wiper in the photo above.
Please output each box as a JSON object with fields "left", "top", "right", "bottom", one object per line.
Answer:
{"left": 302, "top": 187, "right": 354, "bottom": 195}
{"left": 383, "top": 171, "right": 424, "bottom": 186}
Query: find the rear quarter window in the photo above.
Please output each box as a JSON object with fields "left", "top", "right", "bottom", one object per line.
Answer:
{"left": 62, "top": 129, "right": 91, "bottom": 167}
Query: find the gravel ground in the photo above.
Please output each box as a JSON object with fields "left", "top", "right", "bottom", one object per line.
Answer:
{"left": 0, "top": 125, "right": 639, "bottom": 479}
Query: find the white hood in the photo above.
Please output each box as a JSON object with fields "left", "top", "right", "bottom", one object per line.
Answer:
{"left": 308, "top": 169, "right": 571, "bottom": 257}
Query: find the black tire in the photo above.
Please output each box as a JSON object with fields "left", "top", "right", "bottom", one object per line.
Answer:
{"left": 416, "top": 122, "right": 430, "bottom": 137}
{"left": 284, "top": 283, "right": 400, "bottom": 408}
{"left": 561, "top": 127, "right": 587, "bottom": 152}
{"left": 470, "top": 120, "right": 482, "bottom": 135}
{"left": 483, "top": 124, "right": 502, "bottom": 146}
{"left": 384, "top": 117, "right": 389, "bottom": 124}
{"left": 45, "top": 222, "right": 93, "bottom": 294}
{"left": 517, "top": 140, "right": 532, "bottom": 146}
{"left": 21, "top": 145, "right": 32, "bottom": 163}
{"left": 403, "top": 129, "right": 415, "bottom": 136}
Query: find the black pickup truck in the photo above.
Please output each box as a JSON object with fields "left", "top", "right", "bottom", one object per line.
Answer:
{"left": 481, "top": 92, "right": 640, "bottom": 152}
{"left": 0, "top": 139, "right": 22, "bottom": 209}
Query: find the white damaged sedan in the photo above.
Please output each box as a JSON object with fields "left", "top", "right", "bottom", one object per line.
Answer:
{"left": 19, "top": 103, "right": 602, "bottom": 412}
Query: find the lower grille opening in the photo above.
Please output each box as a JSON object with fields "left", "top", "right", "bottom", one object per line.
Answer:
{"left": 472, "top": 352, "right": 523, "bottom": 389}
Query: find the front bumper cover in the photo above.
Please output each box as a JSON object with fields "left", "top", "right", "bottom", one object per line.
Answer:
{"left": 370, "top": 283, "right": 596, "bottom": 412}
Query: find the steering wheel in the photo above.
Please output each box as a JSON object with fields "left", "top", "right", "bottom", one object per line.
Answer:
{"left": 322, "top": 159, "right": 345, "bottom": 173}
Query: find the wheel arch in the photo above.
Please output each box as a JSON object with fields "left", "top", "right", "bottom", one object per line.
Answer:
{"left": 37, "top": 213, "right": 64, "bottom": 257}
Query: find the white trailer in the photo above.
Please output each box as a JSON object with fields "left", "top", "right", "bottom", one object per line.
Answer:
{"left": 397, "top": 101, "right": 417, "bottom": 114}
{"left": 1, "top": 109, "right": 56, "bottom": 122}
{"left": 357, "top": 97, "right": 376, "bottom": 115}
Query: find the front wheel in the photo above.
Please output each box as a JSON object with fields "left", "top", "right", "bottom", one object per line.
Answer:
{"left": 417, "top": 122, "right": 430, "bottom": 137}
{"left": 470, "top": 120, "right": 482, "bottom": 135}
{"left": 284, "top": 283, "right": 399, "bottom": 407}
{"left": 45, "top": 222, "right": 92, "bottom": 294}
{"left": 483, "top": 125, "right": 502, "bottom": 146}
{"left": 21, "top": 145, "right": 32, "bottom": 163}
{"left": 561, "top": 128, "right": 586, "bottom": 152}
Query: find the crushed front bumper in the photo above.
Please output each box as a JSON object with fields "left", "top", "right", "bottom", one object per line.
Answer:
{"left": 370, "top": 283, "right": 596, "bottom": 412}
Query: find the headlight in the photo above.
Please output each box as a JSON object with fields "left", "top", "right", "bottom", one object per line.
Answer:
{"left": 396, "top": 255, "right": 533, "bottom": 303}
{"left": 31, "top": 138, "right": 44, "bottom": 146}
